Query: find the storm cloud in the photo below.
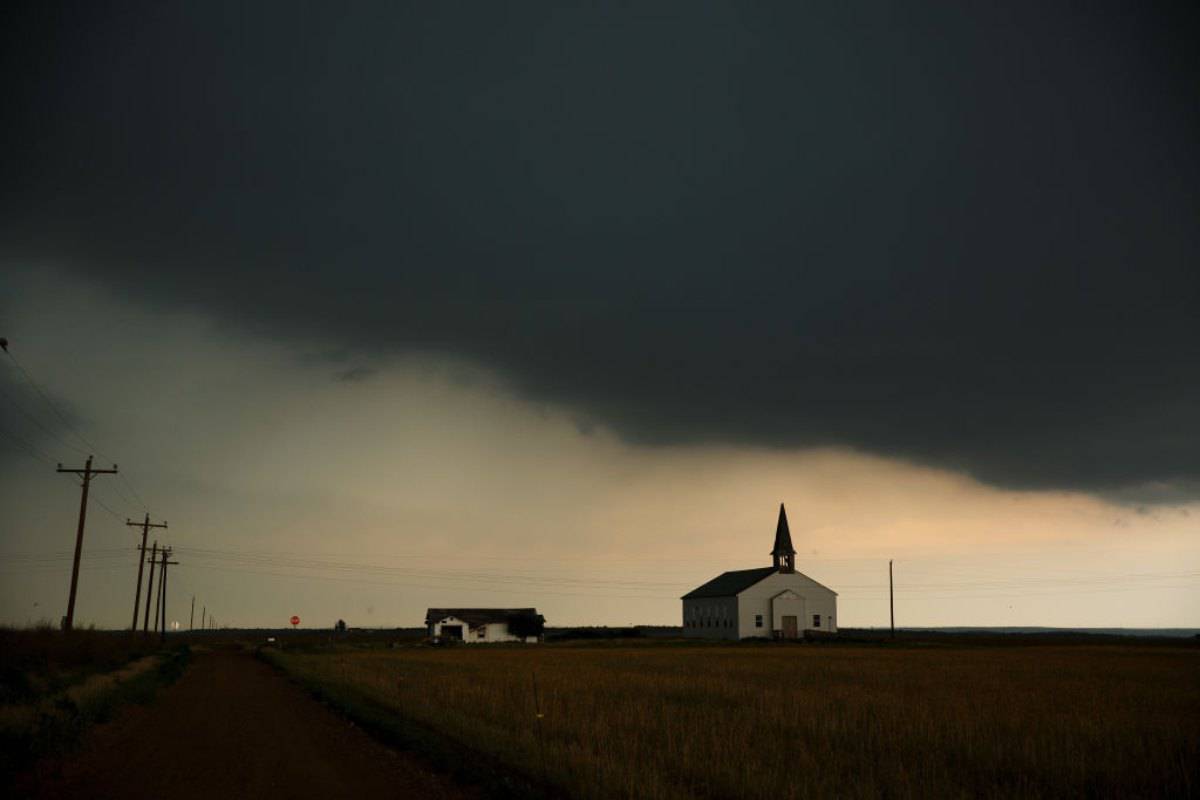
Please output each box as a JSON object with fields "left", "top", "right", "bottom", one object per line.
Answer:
{"left": 3, "top": 1, "right": 1198, "bottom": 500}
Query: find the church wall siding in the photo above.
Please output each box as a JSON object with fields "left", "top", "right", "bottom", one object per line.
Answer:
{"left": 681, "top": 596, "right": 739, "bottom": 640}
{"left": 736, "top": 572, "right": 838, "bottom": 638}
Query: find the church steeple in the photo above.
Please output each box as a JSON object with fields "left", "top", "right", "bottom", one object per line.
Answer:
{"left": 771, "top": 503, "right": 796, "bottom": 573}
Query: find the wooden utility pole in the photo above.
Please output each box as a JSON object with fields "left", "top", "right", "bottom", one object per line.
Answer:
{"left": 154, "top": 552, "right": 164, "bottom": 634}
{"left": 127, "top": 514, "right": 167, "bottom": 631}
{"left": 142, "top": 541, "right": 159, "bottom": 633}
{"left": 158, "top": 549, "right": 177, "bottom": 642}
{"left": 201, "top": 605, "right": 206, "bottom": 630}
{"left": 154, "top": 547, "right": 171, "bottom": 635}
{"left": 190, "top": 596, "right": 195, "bottom": 631}
{"left": 56, "top": 456, "right": 118, "bottom": 631}
{"left": 889, "top": 559, "right": 895, "bottom": 638}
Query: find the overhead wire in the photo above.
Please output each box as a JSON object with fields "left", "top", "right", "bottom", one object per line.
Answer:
{"left": 177, "top": 562, "right": 674, "bottom": 600}
{"left": 172, "top": 559, "right": 1199, "bottom": 603}
{"left": 172, "top": 547, "right": 689, "bottom": 590}
{"left": 0, "top": 378, "right": 90, "bottom": 458}
{"left": 3, "top": 347, "right": 102, "bottom": 455}
{"left": 3, "top": 344, "right": 153, "bottom": 514}
{"left": 89, "top": 492, "right": 129, "bottom": 525}
{"left": 164, "top": 545, "right": 1200, "bottom": 600}
{"left": 0, "top": 421, "right": 59, "bottom": 466}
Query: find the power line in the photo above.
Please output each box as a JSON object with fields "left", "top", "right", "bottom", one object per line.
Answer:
{"left": 173, "top": 558, "right": 1200, "bottom": 603}
{"left": 118, "top": 472, "right": 149, "bottom": 512}
{"left": 167, "top": 544, "right": 1200, "bottom": 594}
{"left": 0, "top": 547, "right": 133, "bottom": 558}
{"left": 89, "top": 492, "right": 129, "bottom": 524}
{"left": 0, "top": 551, "right": 136, "bottom": 565}
{"left": 178, "top": 562, "right": 673, "bottom": 600}
{"left": 0, "top": 421, "right": 60, "bottom": 466}
{"left": 171, "top": 547, "right": 688, "bottom": 590}
{"left": 0, "top": 562, "right": 137, "bottom": 577}
{"left": 3, "top": 341, "right": 154, "bottom": 515}
{"left": 0, "top": 379, "right": 90, "bottom": 458}
{"left": 4, "top": 347, "right": 101, "bottom": 456}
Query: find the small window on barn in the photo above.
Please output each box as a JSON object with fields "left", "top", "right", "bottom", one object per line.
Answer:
{"left": 813, "top": 614, "right": 821, "bottom": 628}
{"left": 755, "top": 614, "right": 763, "bottom": 628}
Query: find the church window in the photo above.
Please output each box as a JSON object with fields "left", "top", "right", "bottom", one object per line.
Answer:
{"left": 755, "top": 614, "right": 763, "bottom": 628}
{"left": 812, "top": 614, "right": 821, "bottom": 628}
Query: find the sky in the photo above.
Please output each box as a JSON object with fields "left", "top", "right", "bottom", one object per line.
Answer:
{"left": 1, "top": 2, "right": 1197, "bottom": 630}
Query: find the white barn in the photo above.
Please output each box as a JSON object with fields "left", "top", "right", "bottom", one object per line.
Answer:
{"left": 682, "top": 504, "right": 837, "bottom": 640}
{"left": 425, "top": 608, "right": 544, "bottom": 644}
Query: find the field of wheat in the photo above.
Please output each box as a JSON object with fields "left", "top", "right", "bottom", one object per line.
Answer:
{"left": 269, "top": 641, "right": 1199, "bottom": 799}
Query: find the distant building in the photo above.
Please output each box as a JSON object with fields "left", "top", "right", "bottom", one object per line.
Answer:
{"left": 681, "top": 504, "right": 837, "bottom": 640}
{"left": 425, "top": 608, "right": 544, "bottom": 643}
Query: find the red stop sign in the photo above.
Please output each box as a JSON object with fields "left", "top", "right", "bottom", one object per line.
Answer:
{"left": 290, "top": 615, "right": 300, "bottom": 627}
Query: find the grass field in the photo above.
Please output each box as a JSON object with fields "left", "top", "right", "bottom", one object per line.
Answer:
{"left": 0, "top": 626, "right": 165, "bottom": 705}
{"left": 0, "top": 628, "right": 190, "bottom": 785}
{"left": 268, "top": 639, "right": 1200, "bottom": 799}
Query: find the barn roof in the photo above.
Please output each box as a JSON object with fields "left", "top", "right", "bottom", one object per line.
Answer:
{"left": 681, "top": 567, "right": 777, "bottom": 599}
{"left": 425, "top": 608, "right": 541, "bottom": 627}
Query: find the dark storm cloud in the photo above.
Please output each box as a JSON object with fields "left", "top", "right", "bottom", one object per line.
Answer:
{"left": 2, "top": 2, "right": 1198, "bottom": 500}
{"left": 335, "top": 366, "right": 378, "bottom": 384}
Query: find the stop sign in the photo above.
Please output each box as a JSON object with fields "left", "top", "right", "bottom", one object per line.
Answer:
{"left": 290, "top": 615, "right": 300, "bottom": 627}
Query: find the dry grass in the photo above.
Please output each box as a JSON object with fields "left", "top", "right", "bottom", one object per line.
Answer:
{"left": 0, "top": 628, "right": 191, "bottom": 786}
{"left": 0, "top": 626, "right": 162, "bottom": 705}
{"left": 271, "top": 641, "right": 1200, "bottom": 799}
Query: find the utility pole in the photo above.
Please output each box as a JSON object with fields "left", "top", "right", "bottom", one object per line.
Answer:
{"left": 201, "top": 605, "right": 206, "bottom": 630}
{"left": 190, "top": 596, "right": 195, "bottom": 631}
{"left": 127, "top": 514, "right": 167, "bottom": 631}
{"left": 154, "top": 552, "right": 163, "bottom": 634}
{"left": 889, "top": 559, "right": 895, "bottom": 639}
{"left": 158, "top": 549, "right": 177, "bottom": 642}
{"left": 142, "top": 541, "right": 159, "bottom": 633}
{"left": 154, "top": 547, "right": 170, "bottom": 635}
{"left": 56, "top": 456, "right": 118, "bottom": 631}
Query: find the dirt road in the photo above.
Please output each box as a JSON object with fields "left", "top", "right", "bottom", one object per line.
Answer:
{"left": 26, "top": 649, "right": 476, "bottom": 800}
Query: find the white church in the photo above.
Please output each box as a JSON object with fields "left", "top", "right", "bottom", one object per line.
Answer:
{"left": 682, "top": 504, "right": 837, "bottom": 640}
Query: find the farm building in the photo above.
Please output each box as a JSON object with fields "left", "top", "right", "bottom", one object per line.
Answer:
{"left": 682, "top": 504, "right": 837, "bottom": 640}
{"left": 425, "top": 608, "right": 545, "bottom": 643}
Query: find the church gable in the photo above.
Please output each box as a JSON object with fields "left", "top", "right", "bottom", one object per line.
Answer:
{"left": 681, "top": 503, "right": 839, "bottom": 639}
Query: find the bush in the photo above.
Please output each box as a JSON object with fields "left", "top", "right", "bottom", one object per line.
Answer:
{"left": 505, "top": 612, "right": 545, "bottom": 639}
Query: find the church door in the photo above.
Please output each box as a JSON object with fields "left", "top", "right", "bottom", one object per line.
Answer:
{"left": 781, "top": 615, "right": 798, "bottom": 639}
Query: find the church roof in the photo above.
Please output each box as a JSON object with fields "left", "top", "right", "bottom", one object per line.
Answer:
{"left": 771, "top": 503, "right": 796, "bottom": 556}
{"left": 680, "top": 567, "right": 839, "bottom": 598}
{"left": 681, "top": 567, "right": 777, "bottom": 599}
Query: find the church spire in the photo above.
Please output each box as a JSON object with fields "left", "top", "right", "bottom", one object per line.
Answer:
{"left": 771, "top": 503, "right": 796, "bottom": 573}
